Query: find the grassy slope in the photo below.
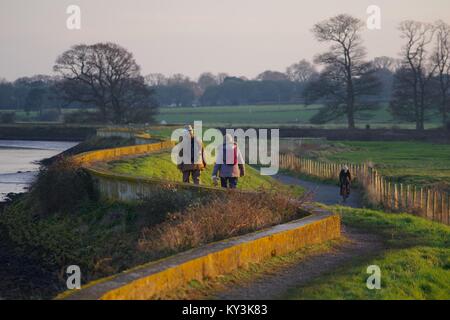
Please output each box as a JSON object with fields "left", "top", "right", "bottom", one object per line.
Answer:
{"left": 108, "top": 151, "right": 302, "bottom": 194}
{"left": 322, "top": 141, "right": 450, "bottom": 189}
{"left": 285, "top": 206, "right": 450, "bottom": 300}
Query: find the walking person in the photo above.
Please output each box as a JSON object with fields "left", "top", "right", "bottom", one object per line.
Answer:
{"left": 212, "top": 134, "right": 245, "bottom": 189}
{"left": 339, "top": 165, "right": 352, "bottom": 202}
{"left": 177, "top": 125, "right": 206, "bottom": 185}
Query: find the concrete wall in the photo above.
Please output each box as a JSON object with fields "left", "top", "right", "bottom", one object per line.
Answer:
{"left": 59, "top": 209, "right": 340, "bottom": 300}
{"left": 88, "top": 167, "right": 225, "bottom": 201}
{"left": 73, "top": 140, "right": 174, "bottom": 164}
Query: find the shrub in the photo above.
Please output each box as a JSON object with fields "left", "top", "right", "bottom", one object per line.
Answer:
{"left": 30, "top": 158, "right": 98, "bottom": 215}
{"left": 136, "top": 186, "right": 209, "bottom": 226}
{"left": 125, "top": 105, "right": 158, "bottom": 124}
{"left": 138, "top": 190, "right": 309, "bottom": 254}
{"left": 0, "top": 112, "right": 15, "bottom": 124}
{"left": 37, "top": 110, "right": 61, "bottom": 122}
{"left": 64, "top": 110, "right": 104, "bottom": 124}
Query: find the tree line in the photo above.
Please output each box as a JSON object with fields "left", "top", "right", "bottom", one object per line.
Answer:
{"left": 0, "top": 14, "right": 449, "bottom": 129}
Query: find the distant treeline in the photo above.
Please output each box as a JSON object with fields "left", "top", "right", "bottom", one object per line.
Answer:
{"left": 0, "top": 62, "right": 392, "bottom": 112}
{"left": 147, "top": 65, "right": 393, "bottom": 107}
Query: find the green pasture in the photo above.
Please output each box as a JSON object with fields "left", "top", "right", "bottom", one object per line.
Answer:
{"left": 306, "top": 141, "right": 450, "bottom": 190}
{"left": 156, "top": 104, "right": 442, "bottom": 129}
{"left": 2, "top": 103, "right": 443, "bottom": 128}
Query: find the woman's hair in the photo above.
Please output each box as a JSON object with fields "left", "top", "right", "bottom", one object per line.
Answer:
{"left": 224, "top": 133, "right": 234, "bottom": 144}
{"left": 342, "top": 165, "right": 349, "bottom": 171}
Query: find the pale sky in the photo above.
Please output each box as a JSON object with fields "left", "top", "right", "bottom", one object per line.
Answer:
{"left": 1, "top": 0, "right": 450, "bottom": 81}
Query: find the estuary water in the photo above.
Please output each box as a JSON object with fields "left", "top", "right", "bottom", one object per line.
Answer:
{"left": 0, "top": 140, "right": 78, "bottom": 201}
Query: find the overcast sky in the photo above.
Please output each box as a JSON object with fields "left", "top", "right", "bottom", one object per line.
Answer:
{"left": 1, "top": 0, "right": 450, "bottom": 81}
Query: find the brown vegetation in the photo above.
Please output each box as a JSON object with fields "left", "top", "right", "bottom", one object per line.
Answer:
{"left": 138, "top": 190, "right": 310, "bottom": 254}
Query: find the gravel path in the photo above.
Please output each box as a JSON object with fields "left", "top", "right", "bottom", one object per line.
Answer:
{"left": 275, "top": 174, "right": 362, "bottom": 208}
{"left": 213, "top": 175, "right": 376, "bottom": 300}
{"left": 214, "top": 227, "right": 383, "bottom": 300}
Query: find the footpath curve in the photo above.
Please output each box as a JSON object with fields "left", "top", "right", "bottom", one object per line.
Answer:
{"left": 57, "top": 128, "right": 342, "bottom": 300}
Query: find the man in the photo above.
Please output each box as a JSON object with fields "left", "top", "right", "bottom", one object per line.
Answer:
{"left": 178, "top": 125, "right": 206, "bottom": 184}
{"left": 212, "top": 133, "right": 245, "bottom": 189}
{"left": 339, "top": 165, "right": 352, "bottom": 201}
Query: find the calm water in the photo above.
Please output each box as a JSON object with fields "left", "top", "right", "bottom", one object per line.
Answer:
{"left": 0, "top": 140, "right": 78, "bottom": 201}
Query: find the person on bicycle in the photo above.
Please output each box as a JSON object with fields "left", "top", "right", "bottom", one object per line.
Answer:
{"left": 339, "top": 165, "right": 352, "bottom": 201}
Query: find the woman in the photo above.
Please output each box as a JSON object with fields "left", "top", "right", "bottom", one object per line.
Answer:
{"left": 212, "top": 134, "right": 245, "bottom": 188}
{"left": 339, "top": 165, "right": 352, "bottom": 201}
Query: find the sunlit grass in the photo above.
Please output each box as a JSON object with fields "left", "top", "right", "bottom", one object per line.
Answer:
{"left": 284, "top": 206, "right": 450, "bottom": 300}
{"left": 108, "top": 151, "right": 303, "bottom": 194}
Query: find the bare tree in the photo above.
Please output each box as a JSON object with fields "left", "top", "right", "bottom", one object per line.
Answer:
{"left": 372, "top": 56, "right": 400, "bottom": 73}
{"left": 309, "top": 14, "right": 380, "bottom": 128}
{"left": 393, "top": 21, "right": 437, "bottom": 130}
{"left": 286, "top": 59, "right": 317, "bottom": 83}
{"left": 217, "top": 72, "right": 229, "bottom": 85}
{"left": 255, "top": 70, "right": 288, "bottom": 81}
{"left": 433, "top": 20, "right": 450, "bottom": 126}
{"left": 145, "top": 73, "right": 167, "bottom": 86}
{"left": 54, "top": 42, "right": 157, "bottom": 124}
{"left": 197, "top": 72, "right": 218, "bottom": 93}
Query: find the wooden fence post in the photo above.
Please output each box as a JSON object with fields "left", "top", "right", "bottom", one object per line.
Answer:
{"left": 279, "top": 153, "right": 449, "bottom": 225}
{"left": 406, "top": 185, "right": 410, "bottom": 210}
{"left": 394, "top": 183, "right": 399, "bottom": 210}
{"left": 426, "top": 189, "right": 431, "bottom": 219}
{"left": 420, "top": 188, "right": 424, "bottom": 217}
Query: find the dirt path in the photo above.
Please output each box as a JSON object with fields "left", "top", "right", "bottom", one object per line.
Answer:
{"left": 212, "top": 175, "right": 372, "bottom": 300}
{"left": 213, "top": 227, "right": 383, "bottom": 300}
{"left": 275, "top": 174, "right": 362, "bottom": 208}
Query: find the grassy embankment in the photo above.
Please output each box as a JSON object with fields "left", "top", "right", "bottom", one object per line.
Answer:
{"left": 285, "top": 206, "right": 450, "bottom": 299}
{"left": 162, "top": 206, "right": 450, "bottom": 300}
{"left": 107, "top": 151, "right": 303, "bottom": 195}
{"left": 294, "top": 140, "right": 450, "bottom": 191}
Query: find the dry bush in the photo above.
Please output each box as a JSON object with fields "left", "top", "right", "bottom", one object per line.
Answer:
{"left": 138, "top": 190, "right": 309, "bottom": 254}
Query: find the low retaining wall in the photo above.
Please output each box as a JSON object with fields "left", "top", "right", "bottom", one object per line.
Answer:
{"left": 59, "top": 208, "right": 340, "bottom": 300}
{"left": 88, "top": 167, "right": 226, "bottom": 201}
{"left": 73, "top": 140, "right": 174, "bottom": 164}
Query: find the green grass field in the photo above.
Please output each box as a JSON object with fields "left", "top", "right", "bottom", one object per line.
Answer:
{"left": 108, "top": 151, "right": 302, "bottom": 194}
{"left": 285, "top": 205, "right": 450, "bottom": 300}
{"left": 155, "top": 104, "right": 442, "bottom": 129}
{"left": 2, "top": 104, "right": 443, "bottom": 128}
{"left": 299, "top": 140, "right": 450, "bottom": 190}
